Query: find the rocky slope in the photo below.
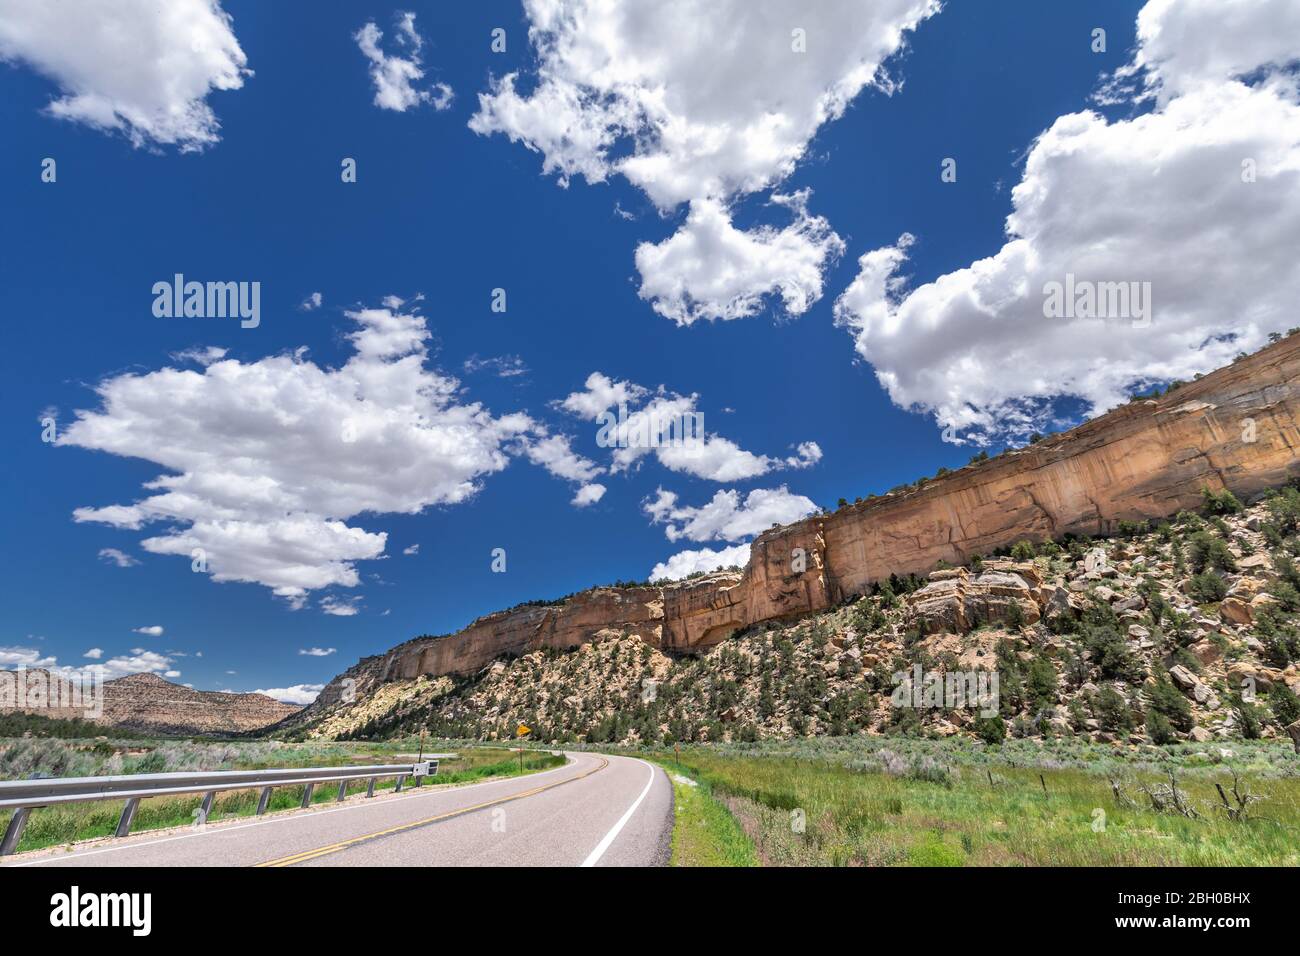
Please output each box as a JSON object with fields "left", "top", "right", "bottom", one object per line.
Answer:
{"left": 298, "top": 334, "right": 1300, "bottom": 728}
{"left": 0, "top": 671, "right": 300, "bottom": 736}
{"left": 289, "top": 494, "right": 1300, "bottom": 748}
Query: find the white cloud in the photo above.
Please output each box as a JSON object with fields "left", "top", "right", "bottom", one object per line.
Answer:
{"left": 132, "top": 625, "right": 164, "bottom": 637}
{"left": 97, "top": 547, "right": 139, "bottom": 568}
{"left": 471, "top": 0, "right": 938, "bottom": 208}
{"left": 402, "top": 543, "right": 419, "bottom": 556}
{"left": 300, "top": 292, "right": 323, "bottom": 311}
{"left": 298, "top": 647, "right": 337, "bottom": 657}
{"left": 169, "top": 346, "right": 228, "bottom": 366}
{"left": 523, "top": 433, "right": 604, "bottom": 483}
{"left": 635, "top": 192, "right": 843, "bottom": 325}
{"left": 0, "top": 0, "right": 250, "bottom": 150}
{"left": 0, "top": 646, "right": 56, "bottom": 669}
{"left": 558, "top": 373, "right": 822, "bottom": 482}
{"left": 571, "top": 483, "right": 606, "bottom": 507}
{"left": 1121, "top": 0, "right": 1300, "bottom": 103}
{"left": 557, "top": 372, "right": 647, "bottom": 420}
{"left": 83, "top": 648, "right": 103, "bottom": 660}
{"left": 355, "top": 12, "right": 452, "bottom": 112}
{"left": 650, "top": 542, "right": 751, "bottom": 582}
{"left": 833, "top": 0, "right": 1300, "bottom": 445}
{"left": 320, "top": 595, "right": 361, "bottom": 617}
{"left": 98, "top": 649, "right": 178, "bottom": 680}
{"left": 471, "top": 0, "right": 937, "bottom": 322}
{"left": 57, "top": 299, "right": 572, "bottom": 609}
{"left": 463, "top": 354, "right": 528, "bottom": 378}
{"left": 253, "top": 683, "right": 322, "bottom": 706}
{"left": 643, "top": 485, "right": 817, "bottom": 544}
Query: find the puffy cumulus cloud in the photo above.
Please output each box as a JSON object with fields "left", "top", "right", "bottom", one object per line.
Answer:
{"left": 0, "top": 0, "right": 249, "bottom": 150}
{"left": 355, "top": 12, "right": 452, "bottom": 112}
{"left": 834, "top": 0, "right": 1300, "bottom": 445}
{"left": 298, "top": 647, "right": 336, "bottom": 657}
{"left": 558, "top": 372, "right": 822, "bottom": 482}
{"left": 557, "top": 372, "right": 647, "bottom": 420}
{"left": 132, "top": 626, "right": 164, "bottom": 637}
{"left": 56, "top": 299, "right": 576, "bottom": 609}
{"left": 300, "top": 292, "right": 323, "bottom": 312}
{"left": 253, "top": 683, "right": 323, "bottom": 706}
{"left": 83, "top": 648, "right": 103, "bottom": 660}
{"left": 649, "top": 542, "right": 751, "bottom": 582}
{"left": 471, "top": 0, "right": 936, "bottom": 322}
{"left": 635, "top": 192, "right": 844, "bottom": 325}
{"left": 1123, "top": 0, "right": 1300, "bottom": 102}
{"left": 571, "top": 483, "right": 606, "bottom": 507}
{"left": 643, "top": 486, "right": 817, "bottom": 544}
{"left": 0, "top": 646, "right": 56, "bottom": 669}
{"left": 471, "top": 0, "right": 938, "bottom": 208}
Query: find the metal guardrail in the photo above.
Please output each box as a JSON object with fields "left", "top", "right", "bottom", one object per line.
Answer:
{"left": 0, "top": 754, "right": 457, "bottom": 856}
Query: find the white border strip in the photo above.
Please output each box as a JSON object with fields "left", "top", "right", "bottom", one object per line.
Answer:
{"left": 580, "top": 758, "right": 656, "bottom": 867}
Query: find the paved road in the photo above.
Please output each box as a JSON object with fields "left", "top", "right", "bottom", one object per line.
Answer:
{"left": 2, "top": 753, "right": 673, "bottom": 867}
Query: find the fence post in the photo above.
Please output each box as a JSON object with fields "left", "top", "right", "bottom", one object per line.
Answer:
{"left": 0, "top": 807, "right": 31, "bottom": 856}
{"left": 300, "top": 784, "right": 315, "bottom": 808}
{"left": 366, "top": 777, "right": 377, "bottom": 798}
{"left": 200, "top": 792, "right": 216, "bottom": 819}
{"left": 394, "top": 774, "right": 406, "bottom": 793}
{"left": 336, "top": 781, "right": 348, "bottom": 802}
{"left": 116, "top": 798, "right": 140, "bottom": 838}
{"left": 256, "top": 787, "right": 273, "bottom": 815}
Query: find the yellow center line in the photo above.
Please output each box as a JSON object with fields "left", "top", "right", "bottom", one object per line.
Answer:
{"left": 251, "top": 757, "right": 609, "bottom": 867}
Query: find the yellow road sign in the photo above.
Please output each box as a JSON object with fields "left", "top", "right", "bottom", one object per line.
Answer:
{"left": 516, "top": 724, "right": 531, "bottom": 737}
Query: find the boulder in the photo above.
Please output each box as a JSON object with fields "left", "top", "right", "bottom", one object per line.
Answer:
{"left": 1219, "top": 597, "right": 1253, "bottom": 625}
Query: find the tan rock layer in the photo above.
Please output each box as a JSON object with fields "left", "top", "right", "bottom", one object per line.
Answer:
{"left": 309, "top": 335, "right": 1300, "bottom": 714}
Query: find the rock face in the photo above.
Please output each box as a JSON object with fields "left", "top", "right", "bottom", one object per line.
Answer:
{"left": 0, "top": 670, "right": 301, "bottom": 735}
{"left": 308, "top": 334, "right": 1300, "bottom": 715}
{"left": 906, "top": 563, "right": 1042, "bottom": 636}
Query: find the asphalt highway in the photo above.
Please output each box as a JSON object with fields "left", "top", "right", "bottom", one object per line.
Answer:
{"left": 2, "top": 752, "right": 673, "bottom": 867}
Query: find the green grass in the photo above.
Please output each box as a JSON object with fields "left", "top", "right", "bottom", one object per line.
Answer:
{"left": 653, "top": 760, "right": 756, "bottom": 867}
{"left": 0, "top": 739, "right": 564, "bottom": 855}
{"left": 643, "top": 740, "right": 1300, "bottom": 866}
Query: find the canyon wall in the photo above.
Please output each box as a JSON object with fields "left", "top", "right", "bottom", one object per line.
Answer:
{"left": 307, "top": 335, "right": 1300, "bottom": 715}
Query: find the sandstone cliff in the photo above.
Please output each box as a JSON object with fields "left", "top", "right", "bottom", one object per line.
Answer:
{"left": 302, "top": 335, "right": 1300, "bottom": 722}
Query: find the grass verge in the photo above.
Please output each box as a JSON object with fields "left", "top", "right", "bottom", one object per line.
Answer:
{"left": 651, "top": 759, "right": 757, "bottom": 867}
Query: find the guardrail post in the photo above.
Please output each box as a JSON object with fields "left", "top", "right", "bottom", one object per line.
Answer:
{"left": 366, "top": 777, "right": 376, "bottom": 798}
{"left": 394, "top": 774, "right": 406, "bottom": 793}
{"left": 0, "top": 807, "right": 31, "bottom": 855}
{"left": 256, "top": 787, "right": 272, "bottom": 815}
{"left": 336, "top": 781, "right": 348, "bottom": 802}
{"left": 116, "top": 798, "right": 140, "bottom": 838}
{"left": 300, "top": 784, "right": 314, "bottom": 808}
{"left": 200, "top": 792, "right": 216, "bottom": 819}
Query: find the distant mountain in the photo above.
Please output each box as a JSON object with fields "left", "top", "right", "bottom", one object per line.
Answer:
{"left": 0, "top": 670, "right": 300, "bottom": 736}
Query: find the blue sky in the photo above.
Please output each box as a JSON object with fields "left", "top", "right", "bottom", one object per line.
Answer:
{"left": 3, "top": 0, "right": 1295, "bottom": 702}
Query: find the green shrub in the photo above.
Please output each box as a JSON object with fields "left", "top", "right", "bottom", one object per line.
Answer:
{"left": 973, "top": 714, "right": 1006, "bottom": 744}
{"left": 1201, "top": 486, "right": 1244, "bottom": 515}
{"left": 1187, "top": 531, "right": 1236, "bottom": 574}
{"left": 1010, "top": 539, "right": 1036, "bottom": 561}
{"left": 1146, "top": 677, "right": 1194, "bottom": 732}
{"left": 1188, "top": 572, "right": 1228, "bottom": 603}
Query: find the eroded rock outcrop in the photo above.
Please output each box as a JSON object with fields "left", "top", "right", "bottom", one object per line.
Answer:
{"left": 306, "top": 334, "right": 1300, "bottom": 719}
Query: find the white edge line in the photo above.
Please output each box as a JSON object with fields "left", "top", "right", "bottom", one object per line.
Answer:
{"left": 4, "top": 753, "right": 581, "bottom": 867}
{"left": 580, "top": 757, "right": 657, "bottom": 868}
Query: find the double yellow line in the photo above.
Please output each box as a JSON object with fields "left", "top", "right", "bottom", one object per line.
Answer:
{"left": 253, "top": 757, "right": 608, "bottom": 867}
